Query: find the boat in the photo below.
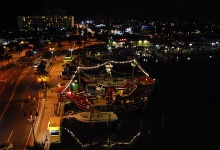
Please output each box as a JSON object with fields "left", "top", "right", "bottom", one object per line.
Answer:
{"left": 71, "top": 111, "right": 118, "bottom": 123}
{"left": 62, "top": 58, "right": 155, "bottom": 114}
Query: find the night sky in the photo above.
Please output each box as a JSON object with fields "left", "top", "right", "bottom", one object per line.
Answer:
{"left": 0, "top": 0, "right": 219, "bottom": 30}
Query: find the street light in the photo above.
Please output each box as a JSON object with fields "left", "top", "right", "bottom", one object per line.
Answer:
{"left": 37, "top": 75, "right": 48, "bottom": 99}
{"left": 189, "top": 43, "right": 192, "bottom": 49}
{"left": 23, "top": 108, "right": 39, "bottom": 143}
{"left": 105, "top": 63, "right": 113, "bottom": 77}
{"left": 131, "top": 60, "right": 137, "bottom": 78}
{"left": 69, "top": 48, "right": 73, "bottom": 57}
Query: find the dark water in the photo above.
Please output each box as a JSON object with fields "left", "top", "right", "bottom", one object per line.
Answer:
{"left": 50, "top": 54, "right": 220, "bottom": 150}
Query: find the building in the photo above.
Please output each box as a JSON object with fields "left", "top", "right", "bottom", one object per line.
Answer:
{"left": 17, "top": 8, "right": 74, "bottom": 30}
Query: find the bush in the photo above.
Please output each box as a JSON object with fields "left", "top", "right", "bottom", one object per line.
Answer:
{"left": 29, "top": 141, "right": 45, "bottom": 150}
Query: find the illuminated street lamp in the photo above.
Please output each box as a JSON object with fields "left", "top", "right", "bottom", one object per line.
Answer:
{"left": 69, "top": 48, "right": 73, "bottom": 57}
{"left": 189, "top": 43, "right": 192, "bottom": 49}
{"left": 211, "top": 43, "right": 215, "bottom": 48}
{"left": 23, "top": 108, "right": 39, "bottom": 143}
{"left": 105, "top": 63, "right": 113, "bottom": 76}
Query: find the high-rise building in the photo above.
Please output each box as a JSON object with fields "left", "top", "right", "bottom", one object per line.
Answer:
{"left": 17, "top": 8, "right": 74, "bottom": 30}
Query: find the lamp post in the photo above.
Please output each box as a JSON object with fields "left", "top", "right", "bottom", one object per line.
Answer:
{"left": 105, "top": 63, "right": 113, "bottom": 77}
{"left": 69, "top": 48, "right": 73, "bottom": 57}
{"left": 131, "top": 60, "right": 137, "bottom": 78}
{"left": 189, "top": 43, "right": 192, "bottom": 49}
{"left": 131, "top": 60, "right": 137, "bottom": 91}
{"left": 23, "top": 108, "right": 39, "bottom": 143}
{"left": 38, "top": 75, "right": 48, "bottom": 99}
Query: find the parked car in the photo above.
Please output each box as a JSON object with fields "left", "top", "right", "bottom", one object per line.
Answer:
{"left": 32, "top": 61, "right": 38, "bottom": 68}
{"left": 0, "top": 141, "right": 13, "bottom": 150}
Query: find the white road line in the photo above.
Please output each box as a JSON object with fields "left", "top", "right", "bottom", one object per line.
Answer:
{"left": 0, "top": 77, "right": 11, "bottom": 94}
{"left": 8, "top": 130, "right": 13, "bottom": 141}
{"left": 0, "top": 67, "right": 31, "bottom": 121}
{"left": 21, "top": 102, "right": 24, "bottom": 108}
{"left": 10, "top": 79, "right": 14, "bottom": 84}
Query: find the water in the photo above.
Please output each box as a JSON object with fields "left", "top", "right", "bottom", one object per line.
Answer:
{"left": 50, "top": 54, "right": 220, "bottom": 150}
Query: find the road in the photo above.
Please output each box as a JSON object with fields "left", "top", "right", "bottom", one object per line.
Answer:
{"left": 0, "top": 58, "right": 43, "bottom": 149}
{"left": 0, "top": 39, "right": 101, "bottom": 149}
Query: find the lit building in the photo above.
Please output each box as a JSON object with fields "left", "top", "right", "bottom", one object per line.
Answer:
{"left": 17, "top": 8, "right": 74, "bottom": 30}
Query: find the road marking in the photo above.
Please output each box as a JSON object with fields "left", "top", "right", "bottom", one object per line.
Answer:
{"left": 8, "top": 130, "right": 13, "bottom": 141}
{"left": 0, "top": 79, "right": 7, "bottom": 82}
{"left": 0, "top": 77, "right": 10, "bottom": 94}
{"left": 21, "top": 102, "right": 24, "bottom": 108}
{"left": 0, "top": 67, "right": 31, "bottom": 121}
{"left": 10, "top": 79, "right": 14, "bottom": 84}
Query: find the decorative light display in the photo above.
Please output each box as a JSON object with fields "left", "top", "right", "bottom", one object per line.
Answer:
{"left": 62, "top": 59, "right": 150, "bottom": 93}
{"left": 64, "top": 127, "right": 141, "bottom": 148}
{"left": 105, "top": 63, "right": 113, "bottom": 76}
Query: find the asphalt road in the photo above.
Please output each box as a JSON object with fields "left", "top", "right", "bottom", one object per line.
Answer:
{"left": 0, "top": 39, "right": 102, "bottom": 149}
{"left": 0, "top": 60, "right": 42, "bottom": 149}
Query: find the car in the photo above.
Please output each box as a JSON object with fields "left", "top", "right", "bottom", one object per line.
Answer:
{"left": 32, "top": 61, "right": 38, "bottom": 68}
{"left": 40, "top": 60, "right": 47, "bottom": 64}
{"left": 0, "top": 141, "right": 13, "bottom": 150}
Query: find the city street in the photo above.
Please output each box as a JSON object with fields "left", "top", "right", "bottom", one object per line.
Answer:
{"left": 0, "top": 61, "right": 42, "bottom": 149}
{"left": 0, "top": 42, "right": 78, "bottom": 149}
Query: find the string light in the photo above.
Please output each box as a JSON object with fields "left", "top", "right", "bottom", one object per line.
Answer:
{"left": 64, "top": 127, "right": 141, "bottom": 148}
{"left": 61, "top": 59, "right": 151, "bottom": 93}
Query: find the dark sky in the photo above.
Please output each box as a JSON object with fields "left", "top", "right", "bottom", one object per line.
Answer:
{"left": 0, "top": 0, "right": 219, "bottom": 30}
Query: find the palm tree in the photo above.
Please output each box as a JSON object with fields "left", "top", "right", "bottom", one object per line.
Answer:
{"left": 25, "top": 50, "right": 33, "bottom": 62}
{"left": 16, "top": 44, "right": 23, "bottom": 59}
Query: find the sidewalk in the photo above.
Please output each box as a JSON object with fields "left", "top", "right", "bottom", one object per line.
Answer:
{"left": 29, "top": 55, "right": 65, "bottom": 149}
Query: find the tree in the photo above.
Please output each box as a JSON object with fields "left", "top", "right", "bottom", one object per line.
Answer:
{"left": 37, "top": 63, "right": 46, "bottom": 74}
{"left": 83, "top": 28, "right": 88, "bottom": 37}
{"left": 29, "top": 141, "right": 45, "bottom": 150}
{"left": 76, "top": 37, "right": 82, "bottom": 48}
{"left": 0, "top": 44, "right": 5, "bottom": 66}
{"left": 16, "top": 44, "right": 23, "bottom": 57}
{"left": 57, "top": 42, "right": 63, "bottom": 49}
{"left": 26, "top": 50, "right": 33, "bottom": 61}
{"left": 4, "top": 52, "right": 12, "bottom": 62}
